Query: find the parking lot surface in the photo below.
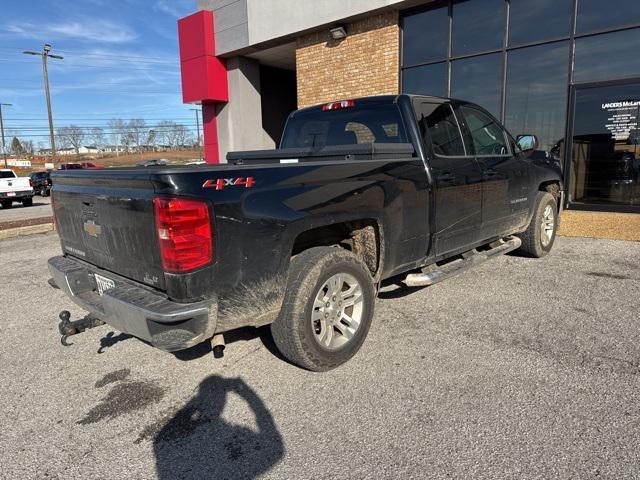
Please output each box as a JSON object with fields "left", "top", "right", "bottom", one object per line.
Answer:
{"left": 2, "top": 233, "right": 639, "bottom": 479}
{"left": 0, "top": 196, "right": 52, "bottom": 224}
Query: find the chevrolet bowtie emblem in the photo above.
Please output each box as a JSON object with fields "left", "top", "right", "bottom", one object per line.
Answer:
{"left": 83, "top": 220, "right": 102, "bottom": 237}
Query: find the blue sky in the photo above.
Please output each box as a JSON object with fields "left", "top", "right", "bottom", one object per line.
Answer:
{"left": 0, "top": 0, "right": 198, "bottom": 148}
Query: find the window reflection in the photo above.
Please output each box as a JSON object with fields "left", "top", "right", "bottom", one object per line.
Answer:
{"left": 570, "top": 83, "right": 640, "bottom": 206}
{"left": 504, "top": 42, "right": 569, "bottom": 156}
{"left": 574, "top": 28, "right": 640, "bottom": 83}
{"left": 509, "top": 0, "right": 572, "bottom": 46}
{"left": 452, "top": 0, "right": 504, "bottom": 56}
{"left": 402, "top": 62, "right": 447, "bottom": 97}
{"left": 577, "top": 0, "right": 640, "bottom": 34}
{"left": 451, "top": 53, "right": 502, "bottom": 118}
{"left": 402, "top": 6, "right": 449, "bottom": 66}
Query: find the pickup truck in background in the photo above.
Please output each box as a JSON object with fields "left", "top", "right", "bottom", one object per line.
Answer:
{"left": 48, "top": 95, "right": 563, "bottom": 371}
{"left": 0, "top": 169, "right": 34, "bottom": 208}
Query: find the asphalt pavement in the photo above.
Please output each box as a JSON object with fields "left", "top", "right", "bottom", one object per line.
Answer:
{"left": 0, "top": 195, "right": 52, "bottom": 224}
{"left": 1, "top": 232, "right": 639, "bottom": 479}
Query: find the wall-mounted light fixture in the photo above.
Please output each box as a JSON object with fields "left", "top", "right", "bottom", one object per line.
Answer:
{"left": 329, "top": 25, "right": 347, "bottom": 40}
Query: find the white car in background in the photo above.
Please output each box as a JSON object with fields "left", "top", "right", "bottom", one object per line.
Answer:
{"left": 0, "top": 169, "right": 34, "bottom": 209}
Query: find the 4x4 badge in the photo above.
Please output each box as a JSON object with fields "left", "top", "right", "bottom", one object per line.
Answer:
{"left": 203, "top": 177, "right": 255, "bottom": 190}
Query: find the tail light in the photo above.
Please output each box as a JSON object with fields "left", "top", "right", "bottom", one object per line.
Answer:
{"left": 322, "top": 99, "right": 355, "bottom": 111}
{"left": 154, "top": 197, "right": 213, "bottom": 273}
{"left": 29, "top": 179, "right": 33, "bottom": 187}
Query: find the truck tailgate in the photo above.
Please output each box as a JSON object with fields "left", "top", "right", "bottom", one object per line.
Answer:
{"left": 52, "top": 173, "right": 166, "bottom": 290}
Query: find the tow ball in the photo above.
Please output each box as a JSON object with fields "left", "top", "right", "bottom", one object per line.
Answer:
{"left": 58, "top": 310, "right": 106, "bottom": 346}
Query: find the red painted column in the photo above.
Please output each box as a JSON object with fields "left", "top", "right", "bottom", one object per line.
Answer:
{"left": 178, "top": 10, "right": 228, "bottom": 163}
{"left": 202, "top": 104, "right": 219, "bottom": 164}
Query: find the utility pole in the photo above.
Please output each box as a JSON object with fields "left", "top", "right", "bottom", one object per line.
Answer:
{"left": 190, "top": 108, "right": 202, "bottom": 159}
{"left": 23, "top": 44, "right": 63, "bottom": 166}
{"left": 0, "top": 102, "right": 11, "bottom": 167}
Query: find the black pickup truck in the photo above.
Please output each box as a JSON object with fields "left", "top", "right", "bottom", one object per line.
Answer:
{"left": 48, "top": 95, "right": 563, "bottom": 371}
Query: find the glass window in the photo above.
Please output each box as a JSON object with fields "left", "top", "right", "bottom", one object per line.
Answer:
{"left": 402, "top": 62, "right": 447, "bottom": 97}
{"left": 416, "top": 102, "right": 466, "bottom": 156}
{"left": 280, "top": 104, "right": 408, "bottom": 148}
{"left": 577, "top": 0, "right": 640, "bottom": 34}
{"left": 451, "top": 53, "right": 502, "bottom": 119}
{"left": 509, "top": 0, "right": 572, "bottom": 46}
{"left": 459, "top": 105, "right": 509, "bottom": 155}
{"left": 402, "top": 5, "right": 449, "bottom": 66}
{"left": 452, "top": 0, "right": 504, "bottom": 56}
{"left": 504, "top": 42, "right": 569, "bottom": 154}
{"left": 574, "top": 28, "right": 640, "bottom": 84}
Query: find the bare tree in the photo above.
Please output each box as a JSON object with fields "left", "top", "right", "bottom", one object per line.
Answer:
{"left": 107, "top": 118, "right": 126, "bottom": 155}
{"left": 22, "top": 140, "right": 34, "bottom": 156}
{"left": 127, "top": 119, "right": 147, "bottom": 152}
{"left": 57, "top": 125, "right": 85, "bottom": 156}
{"left": 90, "top": 127, "right": 105, "bottom": 151}
{"left": 155, "top": 120, "right": 175, "bottom": 149}
{"left": 173, "top": 123, "right": 190, "bottom": 149}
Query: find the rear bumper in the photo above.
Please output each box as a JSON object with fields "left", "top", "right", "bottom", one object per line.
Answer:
{"left": 0, "top": 190, "right": 33, "bottom": 199}
{"left": 48, "top": 256, "right": 217, "bottom": 351}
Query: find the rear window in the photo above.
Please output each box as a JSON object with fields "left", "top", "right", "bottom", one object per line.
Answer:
{"left": 0, "top": 171, "right": 16, "bottom": 179}
{"left": 281, "top": 104, "right": 408, "bottom": 149}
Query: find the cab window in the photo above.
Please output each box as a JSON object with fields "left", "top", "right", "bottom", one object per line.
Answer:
{"left": 415, "top": 102, "right": 467, "bottom": 156}
{"left": 458, "top": 105, "right": 509, "bottom": 156}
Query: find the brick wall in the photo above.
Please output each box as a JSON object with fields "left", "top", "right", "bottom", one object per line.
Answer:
{"left": 296, "top": 11, "right": 400, "bottom": 108}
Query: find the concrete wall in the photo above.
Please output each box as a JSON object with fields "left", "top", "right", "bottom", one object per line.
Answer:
{"left": 215, "top": 57, "right": 275, "bottom": 161}
{"left": 246, "top": 0, "right": 407, "bottom": 46}
{"left": 198, "top": 0, "right": 418, "bottom": 55}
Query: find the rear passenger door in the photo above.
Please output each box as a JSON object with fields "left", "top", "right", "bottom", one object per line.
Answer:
{"left": 456, "top": 104, "right": 530, "bottom": 238}
{"left": 415, "top": 101, "right": 484, "bottom": 256}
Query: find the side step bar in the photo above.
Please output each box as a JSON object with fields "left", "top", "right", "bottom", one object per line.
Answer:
{"left": 404, "top": 236, "right": 522, "bottom": 287}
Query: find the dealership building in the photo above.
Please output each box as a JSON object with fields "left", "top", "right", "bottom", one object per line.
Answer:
{"left": 181, "top": 0, "right": 640, "bottom": 216}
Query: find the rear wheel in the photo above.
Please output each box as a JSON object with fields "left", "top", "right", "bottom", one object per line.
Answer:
{"left": 271, "top": 246, "right": 376, "bottom": 371}
{"left": 22, "top": 197, "right": 33, "bottom": 207}
{"left": 1, "top": 200, "right": 12, "bottom": 209}
{"left": 515, "top": 191, "right": 558, "bottom": 258}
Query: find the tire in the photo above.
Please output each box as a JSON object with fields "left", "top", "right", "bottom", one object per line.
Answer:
{"left": 1, "top": 200, "right": 12, "bottom": 209}
{"left": 271, "top": 246, "right": 376, "bottom": 371}
{"left": 515, "top": 191, "right": 558, "bottom": 258}
{"left": 22, "top": 197, "right": 33, "bottom": 207}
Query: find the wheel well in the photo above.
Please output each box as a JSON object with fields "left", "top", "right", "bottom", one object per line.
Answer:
{"left": 291, "top": 220, "right": 381, "bottom": 277}
{"left": 539, "top": 181, "right": 562, "bottom": 209}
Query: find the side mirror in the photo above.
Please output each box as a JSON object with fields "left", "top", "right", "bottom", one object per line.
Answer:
{"left": 516, "top": 134, "right": 538, "bottom": 155}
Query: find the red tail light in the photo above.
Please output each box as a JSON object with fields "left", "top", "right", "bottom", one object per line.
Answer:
{"left": 154, "top": 197, "right": 213, "bottom": 273}
{"left": 29, "top": 179, "right": 33, "bottom": 187}
{"left": 322, "top": 99, "right": 355, "bottom": 111}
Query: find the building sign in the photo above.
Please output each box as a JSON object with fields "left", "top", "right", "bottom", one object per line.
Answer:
{"left": 602, "top": 99, "right": 640, "bottom": 141}
{"left": 6, "top": 159, "right": 32, "bottom": 167}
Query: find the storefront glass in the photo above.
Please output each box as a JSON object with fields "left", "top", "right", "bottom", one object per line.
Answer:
{"left": 401, "top": 0, "right": 640, "bottom": 211}
{"left": 569, "top": 82, "right": 640, "bottom": 207}
{"left": 451, "top": 53, "right": 502, "bottom": 118}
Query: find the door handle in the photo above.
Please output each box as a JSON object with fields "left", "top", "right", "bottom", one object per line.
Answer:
{"left": 437, "top": 172, "right": 456, "bottom": 183}
{"left": 484, "top": 168, "right": 500, "bottom": 178}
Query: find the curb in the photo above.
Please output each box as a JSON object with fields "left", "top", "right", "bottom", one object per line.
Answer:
{"left": 0, "top": 223, "right": 55, "bottom": 240}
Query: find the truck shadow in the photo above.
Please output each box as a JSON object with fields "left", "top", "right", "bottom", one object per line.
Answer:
{"left": 148, "top": 375, "right": 284, "bottom": 479}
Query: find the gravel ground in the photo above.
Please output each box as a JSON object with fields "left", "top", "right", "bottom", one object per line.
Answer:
{"left": 1, "top": 232, "right": 639, "bottom": 479}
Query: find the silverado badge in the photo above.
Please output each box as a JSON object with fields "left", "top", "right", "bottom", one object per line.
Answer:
{"left": 83, "top": 220, "right": 102, "bottom": 237}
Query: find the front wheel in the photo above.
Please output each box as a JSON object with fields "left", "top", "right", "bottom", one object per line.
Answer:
{"left": 515, "top": 191, "right": 558, "bottom": 258}
{"left": 1, "top": 200, "right": 12, "bottom": 209}
{"left": 271, "top": 247, "right": 376, "bottom": 371}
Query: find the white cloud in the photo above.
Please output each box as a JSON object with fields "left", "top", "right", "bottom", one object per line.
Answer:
{"left": 154, "top": 0, "right": 193, "bottom": 18}
{"left": 5, "top": 18, "right": 137, "bottom": 44}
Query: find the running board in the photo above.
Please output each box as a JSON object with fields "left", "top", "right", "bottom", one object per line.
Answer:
{"left": 404, "top": 236, "right": 522, "bottom": 287}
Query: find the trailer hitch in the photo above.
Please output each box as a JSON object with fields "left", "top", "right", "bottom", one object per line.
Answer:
{"left": 58, "top": 310, "right": 106, "bottom": 346}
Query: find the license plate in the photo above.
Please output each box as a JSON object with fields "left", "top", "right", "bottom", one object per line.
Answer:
{"left": 94, "top": 274, "right": 116, "bottom": 295}
{"left": 7, "top": 192, "right": 15, "bottom": 197}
